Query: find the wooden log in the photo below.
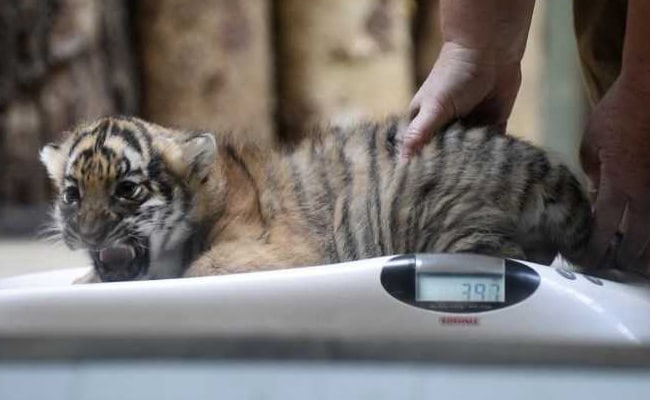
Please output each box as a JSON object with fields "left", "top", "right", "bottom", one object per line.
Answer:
{"left": 0, "top": 0, "right": 137, "bottom": 228}
{"left": 276, "top": 0, "right": 414, "bottom": 141}
{"left": 412, "top": 0, "right": 441, "bottom": 86}
{"left": 138, "top": 0, "right": 274, "bottom": 144}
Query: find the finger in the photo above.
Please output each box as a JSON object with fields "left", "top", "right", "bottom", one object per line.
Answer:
{"left": 617, "top": 198, "right": 650, "bottom": 271}
{"left": 403, "top": 105, "right": 451, "bottom": 159}
{"left": 402, "top": 110, "right": 436, "bottom": 159}
{"left": 585, "top": 180, "right": 627, "bottom": 268}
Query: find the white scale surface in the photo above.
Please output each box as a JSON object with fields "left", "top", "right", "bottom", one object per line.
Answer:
{"left": 2, "top": 254, "right": 650, "bottom": 399}
{"left": 0, "top": 254, "right": 650, "bottom": 364}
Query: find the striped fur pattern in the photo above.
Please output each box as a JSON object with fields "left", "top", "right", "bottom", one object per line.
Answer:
{"left": 40, "top": 116, "right": 592, "bottom": 282}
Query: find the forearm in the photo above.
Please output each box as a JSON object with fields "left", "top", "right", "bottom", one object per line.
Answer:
{"left": 622, "top": 0, "right": 650, "bottom": 86}
{"left": 440, "top": 0, "right": 535, "bottom": 63}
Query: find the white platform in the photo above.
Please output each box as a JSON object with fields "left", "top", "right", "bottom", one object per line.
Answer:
{"left": 2, "top": 256, "right": 650, "bottom": 399}
{"left": 1, "top": 255, "right": 650, "bottom": 365}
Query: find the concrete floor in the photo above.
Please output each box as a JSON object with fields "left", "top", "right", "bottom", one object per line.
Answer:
{"left": 0, "top": 239, "right": 89, "bottom": 279}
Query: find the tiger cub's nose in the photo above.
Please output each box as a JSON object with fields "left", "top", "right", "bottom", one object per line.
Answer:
{"left": 78, "top": 223, "right": 111, "bottom": 248}
{"left": 77, "top": 218, "right": 116, "bottom": 248}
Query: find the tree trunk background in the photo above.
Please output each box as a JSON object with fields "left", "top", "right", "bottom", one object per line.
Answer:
{"left": 138, "top": 0, "right": 274, "bottom": 144}
{"left": 0, "top": 0, "right": 447, "bottom": 236}
{"left": 412, "top": 0, "right": 441, "bottom": 86}
{"left": 276, "top": 0, "right": 413, "bottom": 141}
{"left": 0, "top": 0, "right": 137, "bottom": 234}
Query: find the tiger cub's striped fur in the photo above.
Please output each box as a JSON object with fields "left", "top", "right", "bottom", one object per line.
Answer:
{"left": 40, "top": 116, "right": 591, "bottom": 282}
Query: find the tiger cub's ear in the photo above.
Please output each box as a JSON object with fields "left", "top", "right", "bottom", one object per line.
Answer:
{"left": 39, "top": 143, "right": 65, "bottom": 188}
{"left": 181, "top": 133, "right": 217, "bottom": 179}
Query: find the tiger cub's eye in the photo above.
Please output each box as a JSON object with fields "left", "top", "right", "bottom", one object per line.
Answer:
{"left": 62, "top": 187, "right": 80, "bottom": 205}
{"left": 114, "top": 181, "right": 142, "bottom": 201}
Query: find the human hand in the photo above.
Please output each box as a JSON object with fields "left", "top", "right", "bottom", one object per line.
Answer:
{"left": 580, "top": 75, "right": 650, "bottom": 274}
{"left": 403, "top": 42, "right": 522, "bottom": 158}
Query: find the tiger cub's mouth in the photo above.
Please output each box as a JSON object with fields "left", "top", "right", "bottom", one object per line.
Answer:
{"left": 89, "top": 243, "right": 149, "bottom": 282}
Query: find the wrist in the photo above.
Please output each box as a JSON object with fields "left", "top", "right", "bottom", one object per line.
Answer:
{"left": 438, "top": 41, "right": 496, "bottom": 66}
{"left": 440, "top": 0, "right": 499, "bottom": 52}
{"left": 439, "top": 34, "right": 527, "bottom": 68}
{"left": 438, "top": 41, "right": 522, "bottom": 72}
{"left": 440, "top": 0, "right": 533, "bottom": 65}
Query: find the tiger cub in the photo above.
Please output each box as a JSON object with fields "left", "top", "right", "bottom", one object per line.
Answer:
{"left": 40, "top": 116, "right": 591, "bottom": 283}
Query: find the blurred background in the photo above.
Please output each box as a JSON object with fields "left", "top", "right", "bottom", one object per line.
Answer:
{"left": 0, "top": 0, "right": 586, "bottom": 277}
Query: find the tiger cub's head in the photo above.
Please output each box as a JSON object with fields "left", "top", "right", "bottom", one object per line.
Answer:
{"left": 40, "top": 116, "right": 220, "bottom": 282}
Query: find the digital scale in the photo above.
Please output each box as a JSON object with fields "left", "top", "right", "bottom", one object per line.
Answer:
{"left": 1, "top": 253, "right": 650, "bottom": 364}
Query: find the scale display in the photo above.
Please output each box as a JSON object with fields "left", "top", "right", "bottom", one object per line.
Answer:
{"left": 416, "top": 273, "right": 505, "bottom": 302}
{"left": 381, "top": 255, "right": 540, "bottom": 313}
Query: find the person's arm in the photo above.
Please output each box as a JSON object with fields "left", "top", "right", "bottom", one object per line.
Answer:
{"left": 404, "top": 0, "right": 535, "bottom": 158}
{"left": 621, "top": 0, "right": 650, "bottom": 82}
{"left": 442, "top": 0, "right": 533, "bottom": 62}
{"left": 580, "top": 0, "right": 650, "bottom": 273}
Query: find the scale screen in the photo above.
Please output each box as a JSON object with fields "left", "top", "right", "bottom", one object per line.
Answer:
{"left": 382, "top": 256, "right": 539, "bottom": 313}
{"left": 416, "top": 271, "right": 506, "bottom": 303}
